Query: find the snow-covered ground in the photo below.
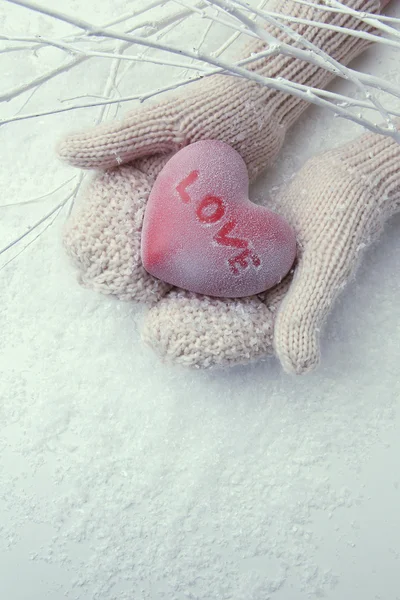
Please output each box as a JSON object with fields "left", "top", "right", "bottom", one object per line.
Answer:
{"left": 1, "top": 1, "right": 400, "bottom": 599}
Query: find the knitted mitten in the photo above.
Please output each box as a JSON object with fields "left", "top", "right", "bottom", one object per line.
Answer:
{"left": 59, "top": 0, "right": 379, "bottom": 175}
{"left": 272, "top": 128, "right": 400, "bottom": 373}
{"left": 60, "top": 0, "right": 386, "bottom": 371}
{"left": 142, "top": 127, "right": 400, "bottom": 372}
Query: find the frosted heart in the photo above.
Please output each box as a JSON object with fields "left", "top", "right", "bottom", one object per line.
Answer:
{"left": 141, "top": 140, "right": 296, "bottom": 298}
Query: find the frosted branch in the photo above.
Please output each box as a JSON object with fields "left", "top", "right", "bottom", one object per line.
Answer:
{"left": 0, "top": 55, "right": 87, "bottom": 103}
{"left": 290, "top": 0, "right": 400, "bottom": 25}
{"left": 242, "top": 8, "right": 400, "bottom": 50}
{"left": 2, "top": 0, "right": 400, "bottom": 265}
{"left": 9, "top": 0, "right": 397, "bottom": 134}
{"left": 1, "top": 34, "right": 208, "bottom": 71}
{"left": 0, "top": 178, "right": 81, "bottom": 258}
{"left": 0, "top": 2, "right": 209, "bottom": 104}
{"left": 217, "top": 0, "right": 394, "bottom": 126}
{"left": 0, "top": 177, "right": 78, "bottom": 208}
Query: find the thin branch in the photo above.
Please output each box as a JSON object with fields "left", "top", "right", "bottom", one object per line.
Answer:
{"left": 327, "top": 0, "right": 400, "bottom": 35}
{"left": 67, "top": 41, "right": 129, "bottom": 214}
{"left": 2, "top": 65, "right": 399, "bottom": 141}
{"left": 211, "top": 0, "right": 393, "bottom": 127}
{"left": 3, "top": 0, "right": 254, "bottom": 61}
{"left": 178, "top": 11, "right": 214, "bottom": 80}
{"left": 8, "top": 0, "right": 398, "bottom": 118}
{"left": 0, "top": 55, "right": 86, "bottom": 103}
{"left": 1, "top": 34, "right": 209, "bottom": 71}
{"left": 280, "top": 79, "right": 400, "bottom": 118}
{"left": 2, "top": 0, "right": 400, "bottom": 139}
{"left": 62, "top": 0, "right": 173, "bottom": 43}
{"left": 249, "top": 9, "right": 400, "bottom": 50}
{"left": 0, "top": 43, "right": 38, "bottom": 53}
{"left": 0, "top": 3, "right": 207, "bottom": 104}
{"left": 0, "top": 181, "right": 80, "bottom": 257}
{"left": 0, "top": 177, "right": 78, "bottom": 208}
{"left": 0, "top": 77, "right": 203, "bottom": 124}
{"left": 221, "top": 0, "right": 400, "bottom": 119}
{"left": 114, "top": 6, "right": 192, "bottom": 98}
{"left": 1, "top": 33, "right": 134, "bottom": 262}
{"left": 88, "top": 0, "right": 171, "bottom": 32}
{"left": 2, "top": 0, "right": 400, "bottom": 265}
{"left": 100, "top": 2, "right": 206, "bottom": 39}
{"left": 290, "top": 0, "right": 400, "bottom": 25}
{"left": 0, "top": 203, "right": 65, "bottom": 271}
{"left": 172, "top": 0, "right": 256, "bottom": 37}
{"left": 212, "top": 0, "right": 268, "bottom": 57}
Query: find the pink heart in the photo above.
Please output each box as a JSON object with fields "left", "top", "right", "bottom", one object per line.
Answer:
{"left": 141, "top": 140, "right": 296, "bottom": 298}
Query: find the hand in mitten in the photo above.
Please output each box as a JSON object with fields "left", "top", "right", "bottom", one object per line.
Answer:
{"left": 59, "top": 0, "right": 388, "bottom": 372}
{"left": 272, "top": 128, "right": 400, "bottom": 373}
{"left": 143, "top": 125, "right": 400, "bottom": 373}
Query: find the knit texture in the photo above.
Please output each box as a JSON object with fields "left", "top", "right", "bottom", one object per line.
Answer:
{"left": 60, "top": 0, "right": 391, "bottom": 373}
{"left": 273, "top": 128, "right": 400, "bottom": 373}
{"left": 142, "top": 291, "right": 274, "bottom": 368}
{"left": 64, "top": 156, "right": 171, "bottom": 301}
{"left": 59, "top": 0, "right": 379, "bottom": 178}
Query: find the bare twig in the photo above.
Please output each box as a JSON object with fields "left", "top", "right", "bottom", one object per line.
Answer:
{"left": 215, "top": 0, "right": 394, "bottom": 127}
{"left": 4, "top": 0, "right": 399, "bottom": 139}
{"left": 0, "top": 179, "right": 81, "bottom": 258}
{"left": 0, "top": 3, "right": 207, "bottom": 104}
{"left": 290, "top": 0, "right": 400, "bottom": 26}
{"left": 0, "top": 55, "right": 87, "bottom": 103}
{"left": 0, "top": 177, "right": 78, "bottom": 208}
{"left": 235, "top": 3, "right": 400, "bottom": 49}
{"left": 1, "top": 0, "right": 400, "bottom": 267}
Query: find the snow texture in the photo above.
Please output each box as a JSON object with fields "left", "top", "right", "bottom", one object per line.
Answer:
{"left": 1, "top": 1, "right": 400, "bottom": 599}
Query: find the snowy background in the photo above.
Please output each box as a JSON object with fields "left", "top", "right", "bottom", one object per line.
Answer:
{"left": 1, "top": 1, "right": 400, "bottom": 599}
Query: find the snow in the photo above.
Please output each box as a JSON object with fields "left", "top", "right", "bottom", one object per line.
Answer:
{"left": 1, "top": 1, "right": 400, "bottom": 599}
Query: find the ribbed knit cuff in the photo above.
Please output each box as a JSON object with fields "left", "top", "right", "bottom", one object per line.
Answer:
{"left": 252, "top": 0, "right": 381, "bottom": 128}
{"left": 331, "top": 126, "right": 400, "bottom": 209}
{"left": 58, "top": 0, "right": 382, "bottom": 171}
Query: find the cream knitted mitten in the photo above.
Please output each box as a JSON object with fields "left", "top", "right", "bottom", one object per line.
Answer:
{"left": 60, "top": 0, "right": 388, "bottom": 373}
{"left": 142, "top": 128, "right": 400, "bottom": 373}
{"left": 59, "top": 0, "right": 378, "bottom": 174}
{"left": 273, "top": 129, "right": 400, "bottom": 373}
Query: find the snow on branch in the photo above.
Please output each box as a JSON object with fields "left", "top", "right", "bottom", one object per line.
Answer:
{"left": 1, "top": 0, "right": 399, "bottom": 131}
{"left": 1, "top": 0, "right": 399, "bottom": 265}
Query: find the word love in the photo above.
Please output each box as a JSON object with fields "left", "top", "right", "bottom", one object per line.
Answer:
{"left": 177, "top": 170, "right": 261, "bottom": 276}
{"left": 141, "top": 140, "right": 296, "bottom": 298}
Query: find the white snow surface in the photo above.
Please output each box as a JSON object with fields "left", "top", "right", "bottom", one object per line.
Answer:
{"left": 1, "top": 1, "right": 400, "bottom": 599}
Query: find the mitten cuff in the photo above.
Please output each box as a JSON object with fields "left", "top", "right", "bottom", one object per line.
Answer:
{"left": 58, "top": 0, "right": 382, "bottom": 172}
{"left": 250, "top": 0, "right": 381, "bottom": 129}
{"left": 330, "top": 126, "right": 400, "bottom": 210}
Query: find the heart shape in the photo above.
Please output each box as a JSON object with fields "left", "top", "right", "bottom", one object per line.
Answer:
{"left": 141, "top": 140, "right": 296, "bottom": 298}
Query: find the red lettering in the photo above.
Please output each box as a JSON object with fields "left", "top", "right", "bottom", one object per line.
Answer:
{"left": 175, "top": 171, "right": 261, "bottom": 276}
{"left": 176, "top": 170, "right": 199, "bottom": 203}
{"left": 214, "top": 220, "right": 248, "bottom": 249}
{"left": 196, "top": 195, "right": 225, "bottom": 224}
{"left": 228, "top": 248, "right": 261, "bottom": 275}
